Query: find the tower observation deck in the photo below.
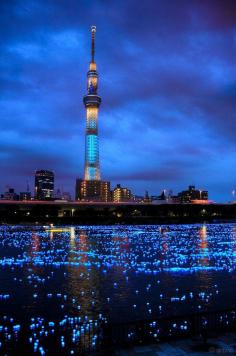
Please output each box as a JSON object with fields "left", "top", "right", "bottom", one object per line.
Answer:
{"left": 75, "top": 26, "right": 110, "bottom": 202}
{"left": 83, "top": 26, "right": 101, "bottom": 181}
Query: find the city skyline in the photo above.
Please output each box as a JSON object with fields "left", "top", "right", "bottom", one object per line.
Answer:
{"left": 1, "top": 0, "right": 236, "bottom": 201}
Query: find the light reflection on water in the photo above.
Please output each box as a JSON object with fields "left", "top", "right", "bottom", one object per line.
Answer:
{"left": 0, "top": 223, "right": 236, "bottom": 352}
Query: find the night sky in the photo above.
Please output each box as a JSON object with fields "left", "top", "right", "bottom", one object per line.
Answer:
{"left": 1, "top": 0, "right": 236, "bottom": 201}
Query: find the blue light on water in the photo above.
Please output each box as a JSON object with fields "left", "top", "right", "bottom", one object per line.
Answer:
{"left": 0, "top": 223, "right": 236, "bottom": 352}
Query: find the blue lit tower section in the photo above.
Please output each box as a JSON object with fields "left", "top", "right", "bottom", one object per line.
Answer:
{"left": 75, "top": 26, "right": 110, "bottom": 202}
{"left": 83, "top": 26, "right": 101, "bottom": 181}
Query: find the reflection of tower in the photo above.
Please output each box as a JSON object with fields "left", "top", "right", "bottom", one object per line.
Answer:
{"left": 199, "top": 225, "right": 207, "bottom": 248}
{"left": 70, "top": 227, "right": 75, "bottom": 246}
{"left": 66, "top": 229, "right": 103, "bottom": 324}
{"left": 75, "top": 26, "right": 111, "bottom": 202}
{"left": 199, "top": 225, "right": 209, "bottom": 267}
{"left": 78, "top": 230, "right": 88, "bottom": 263}
{"left": 197, "top": 225, "right": 212, "bottom": 307}
{"left": 32, "top": 233, "right": 40, "bottom": 252}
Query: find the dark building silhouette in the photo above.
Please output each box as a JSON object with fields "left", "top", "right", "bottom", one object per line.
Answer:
{"left": 150, "top": 190, "right": 172, "bottom": 203}
{"left": 3, "top": 188, "right": 19, "bottom": 201}
{"left": 54, "top": 188, "right": 62, "bottom": 200}
{"left": 34, "top": 170, "right": 54, "bottom": 200}
{"left": 75, "top": 178, "right": 83, "bottom": 200}
{"left": 62, "top": 192, "right": 71, "bottom": 201}
{"left": 20, "top": 192, "right": 31, "bottom": 201}
{"left": 143, "top": 191, "right": 152, "bottom": 203}
{"left": 178, "top": 185, "right": 208, "bottom": 203}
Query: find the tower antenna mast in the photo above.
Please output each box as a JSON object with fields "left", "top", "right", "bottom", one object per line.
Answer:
{"left": 91, "top": 25, "right": 96, "bottom": 62}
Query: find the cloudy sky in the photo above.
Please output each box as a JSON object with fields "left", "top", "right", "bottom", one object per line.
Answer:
{"left": 1, "top": 0, "right": 236, "bottom": 201}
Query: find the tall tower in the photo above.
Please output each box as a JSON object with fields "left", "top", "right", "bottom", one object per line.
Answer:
{"left": 75, "top": 26, "right": 110, "bottom": 202}
{"left": 83, "top": 26, "right": 101, "bottom": 181}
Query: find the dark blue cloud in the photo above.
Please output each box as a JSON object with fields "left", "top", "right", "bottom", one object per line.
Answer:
{"left": 0, "top": 0, "right": 236, "bottom": 201}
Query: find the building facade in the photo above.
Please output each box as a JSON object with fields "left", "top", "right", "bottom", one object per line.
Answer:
{"left": 3, "top": 188, "right": 19, "bottom": 201}
{"left": 75, "top": 178, "right": 111, "bottom": 202}
{"left": 113, "top": 184, "right": 132, "bottom": 203}
{"left": 178, "top": 185, "right": 208, "bottom": 203}
{"left": 35, "top": 170, "right": 54, "bottom": 200}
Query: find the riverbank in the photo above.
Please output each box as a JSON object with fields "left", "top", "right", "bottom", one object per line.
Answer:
{"left": 0, "top": 201, "right": 236, "bottom": 225}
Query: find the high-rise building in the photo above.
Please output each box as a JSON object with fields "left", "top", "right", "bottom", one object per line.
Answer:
{"left": 113, "top": 184, "right": 132, "bottom": 203}
{"left": 100, "top": 181, "right": 111, "bottom": 202}
{"left": 75, "top": 178, "right": 83, "bottom": 200}
{"left": 76, "top": 26, "right": 110, "bottom": 202}
{"left": 34, "top": 170, "right": 54, "bottom": 200}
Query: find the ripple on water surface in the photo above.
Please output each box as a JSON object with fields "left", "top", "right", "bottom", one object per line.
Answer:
{"left": 0, "top": 223, "right": 236, "bottom": 353}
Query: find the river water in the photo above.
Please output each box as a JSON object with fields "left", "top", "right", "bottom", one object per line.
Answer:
{"left": 0, "top": 223, "right": 236, "bottom": 353}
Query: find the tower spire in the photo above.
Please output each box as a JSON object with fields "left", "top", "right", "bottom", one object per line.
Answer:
{"left": 91, "top": 25, "right": 96, "bottom": 63}
{"left": 83, "top": 26, "right": 101, "bottom": 181}
{"left": 76, "top": 26, "right": 110, "bottom": 202}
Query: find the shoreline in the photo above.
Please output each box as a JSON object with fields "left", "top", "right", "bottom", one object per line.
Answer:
{"left": 1, "top": 218, "right": 236, "bottom": 226}
{"left": 0, "top": 201, "right": 236, "bottom": 225}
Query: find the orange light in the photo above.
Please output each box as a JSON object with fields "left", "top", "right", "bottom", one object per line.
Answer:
{"left": 89, "top": 62, "right": 96, "bottom": 71}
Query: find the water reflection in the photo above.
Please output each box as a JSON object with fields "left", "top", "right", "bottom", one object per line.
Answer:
{"left": 199, "top": 225, "right": 209, "bottom": 266}
{"left": 197, "top": 225, "right": 213, "bottom": 304}
{"left": 67, "top": 227, "right": 104, "bottom": 343}
{"left": 31, "top": 232, "right": 40, "bottom": 253}
{"left": 1, "top": 224, "right": 236, "bottom": 353}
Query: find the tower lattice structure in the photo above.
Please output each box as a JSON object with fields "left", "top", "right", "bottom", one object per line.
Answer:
{"left": 83, "top": 26, "right": 101, "bottom": 181}
{"left": 75, "top": 27, "right": 110, "bottom": 202}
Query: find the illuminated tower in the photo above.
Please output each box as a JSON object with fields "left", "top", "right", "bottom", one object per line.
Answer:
{"left": 83, "top": 26, "right": 101, "bottom": 181}
{"left": 75, "top": 26, "right": 110, "bottom": 202}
